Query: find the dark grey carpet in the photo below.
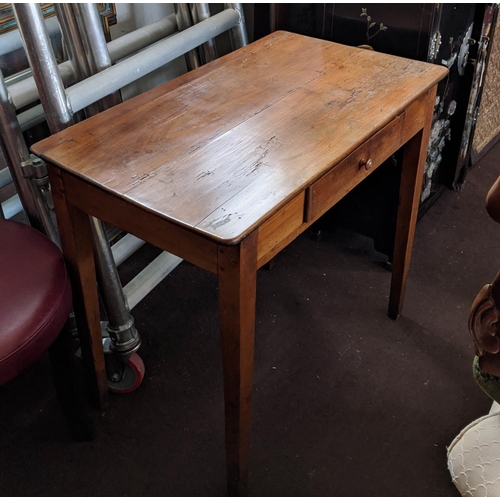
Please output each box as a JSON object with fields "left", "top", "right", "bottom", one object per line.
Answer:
{"left": 1, "top": 142, "right": 500, "bottom": 496}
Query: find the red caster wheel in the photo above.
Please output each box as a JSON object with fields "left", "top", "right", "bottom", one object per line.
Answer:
{"left": 107, "top": 353, "right": 145, "bottom": 394}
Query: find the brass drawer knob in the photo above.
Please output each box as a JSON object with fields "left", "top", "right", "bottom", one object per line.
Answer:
{"left": 359, "top": 158, "right": 373, "bottom": 171}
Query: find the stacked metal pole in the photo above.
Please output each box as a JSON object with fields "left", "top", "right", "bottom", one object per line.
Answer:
{"left": 13, "top": 3, "right": 141, "bottom": 358}
{"left": 224, "top": 3, "right": 249, "bottom": 49}
{"left": 0, "top": 70, "right": 57, "bottom": 240}
{"left": 190, "top": 4, "right": 218, "bottom": 64}
{"left": 174, "top": 3, "right": 201, "bottom": 71}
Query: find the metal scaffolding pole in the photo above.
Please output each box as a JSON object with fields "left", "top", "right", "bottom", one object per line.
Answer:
{"left": 224, "top": 3, "right": 249, "bottom": 49}
{"left": 0, "top": 70, "right": 57, "bottom": 240}
{"left": 65, "top": 8, "right": 240, "bottom": 114}
{"left": 190, "top": 3, "right": 218, "bottom": 64}
{"left": 174, "top": 3, "right": 201, "bottom": 71}
{"left": 8, "top": 13, "right": 178, "bottom": 112}
{"left": 13, "top": 4, "right": 73, "bottom": 133}
{"left": 54, "top": 3, "right": 101, "bottom": 118}
{"left": 71, "top": 3, "right": 121, "bottom": 110}
{"left": 13, "top": 3, "right": 140, "bottom": 358}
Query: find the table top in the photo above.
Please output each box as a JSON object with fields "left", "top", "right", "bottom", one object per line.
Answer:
{"left": 33, "top": 31, "right": 447, "bottom": 245}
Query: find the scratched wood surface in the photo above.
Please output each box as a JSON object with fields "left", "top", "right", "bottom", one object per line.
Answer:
{"left": 32, "top": 31, "right": 447, "bottom": 245}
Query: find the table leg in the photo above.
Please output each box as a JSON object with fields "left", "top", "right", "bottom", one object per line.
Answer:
{"left": 218, "top": 233, "right": 258, "bottom": 496}
{"left": 48, "top": 167, "right": 108, "bottom": 408}
{"left": 48, "top": 319, "right": 95, "bottom": 441}
{"left": 388, "top": 91, "right": 435, "bottom": 320}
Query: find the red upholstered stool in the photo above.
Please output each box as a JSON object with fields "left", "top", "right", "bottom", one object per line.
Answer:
{"left": 0, "top": 219, "right": 92, "bottom": 440}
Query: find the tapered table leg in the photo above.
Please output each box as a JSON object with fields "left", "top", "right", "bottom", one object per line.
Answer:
{"left": 389, "top": 88, "right": 436, "bottom": 320}
{"left": 48, "top": 166, "right": 108, "bottom": 409}
{"left": 218, "top": 232, "right": 258, "bottom": 496}
{"left": 48, "top": 319, "right": 95, "bottom": 440}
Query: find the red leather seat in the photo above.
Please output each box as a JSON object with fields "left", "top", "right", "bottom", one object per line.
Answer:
{"left": 0, "top": 218, "right": 93, "bottom": 440}
{"left": 0, "top": 219, "right": 72, "bottom": 384}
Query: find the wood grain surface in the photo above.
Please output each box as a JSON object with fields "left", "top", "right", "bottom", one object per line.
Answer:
{"left": 32, "top": 32, "right": 447, "bottom": 244}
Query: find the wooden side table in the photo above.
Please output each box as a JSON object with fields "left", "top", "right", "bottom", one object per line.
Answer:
{"left": 32, "top": 32, "right": 447, "bottom": 495}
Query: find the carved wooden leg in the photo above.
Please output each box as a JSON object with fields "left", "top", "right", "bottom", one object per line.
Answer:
{"left": 218, "top": 232, "right": 258, "bottom": 496}
{"left": 388, "top": 89, "right": 436, "bottom": 320}
{"left": 48, "top": 166, "right": 108, "bottom": 409}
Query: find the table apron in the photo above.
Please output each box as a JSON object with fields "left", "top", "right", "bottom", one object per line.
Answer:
{"left": 58, "top": 169, "right": 219, "bottom": 274}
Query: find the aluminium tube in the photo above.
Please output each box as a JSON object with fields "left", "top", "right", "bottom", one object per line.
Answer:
{"left": 1, "top": 194, "right": 21, "bottom": 219}
{"left": 174, "top": 3, "right": 201, "bottom": 71}
{"left": 70, "top": 4, "right": 139, "bottom": 352}
{"left": 66, "top": 8, "right": 240, "bottom": 115}
{"left": 13, "top": 3, "right": 73, "bottom": 133}
{"left": 54, "top": 4, "right": 91, "bottom": 81}
{"left": 54, "top": 4, "right": 101, "bottom": 118}
{"left": 8, "top": 14, "right": 178, "bottom": 111}
{"left": 123, "top": 251, "right": 182, "bottom": 310}
{"left": 18, "top": 104, "right": 45, "bottom": 132}
{"left": 224, "top": 3, "right": 248, "bottom": 49}
{"left": 14, "top": 3, "right": 140, "bottom": 356}
{"left": 90, "top": 219, "right": 140, "bottom": 355}
{"left": 72, "top": 3, "right": 112, "bottom": 73}
{"left": 0, "top": 15, "right": 60, "bottom": 57}
{"left": 112, "top": 234, "right": 146, "bottom": 267}
{"left": 0, "top": 70, "right": 57, "bottom": 239}
{"left": 71, "top": 3, "right": 121, "bottom": 110}
{"left": 107, "top": 13, "right": 178, "bottom": 62}
{"left": 191, "top": 4, "right": 218, "bottom": 64}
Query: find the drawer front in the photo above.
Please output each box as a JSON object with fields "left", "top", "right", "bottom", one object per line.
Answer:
{"left": 306, "top": 113, "right": 404, "bottom": 223}
{"left": 257, "top": 191, "right": 306, "bottom": 267}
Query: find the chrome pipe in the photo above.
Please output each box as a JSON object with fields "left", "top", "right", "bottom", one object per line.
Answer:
{"left": 14, "top": 3, "right": 140, "bottom": 356}
{"left": 224, "top": 3, "right": 248, "bottom": 49}
{"left": 66, "top": 8, "right": 240, "bottom": 114}
{"left": 13, "top": 4, "right": 72, "bottom": 130}
{"left": 0, "top": 15, "right": 60, "bottom": 57}
{"left": 9, "top": 14, "right": 178, "bottom": 111}
{"left": 72, "top": 3, "right": 111, "bottom": 73}
{"left": 13, "top": 3, "right": 74, "bottom": 133}
{"left": 71, "top": 3, "right": 121, "bottom": 110}
{"left": 90, "top": 218, "right": 140, "bottom": 354}
{"left": 174, "top": 3, "right": 201, "bottom": 71}
{"left": 9, "top": 61, "right": 75, "bottom": 113}
{"left": 191, "top": 3, "right": 218, "bottom": 64}
{"left": 54, "top": 4, "right": 91, "bottom": 81}
{"left": 0, "top": 70, "right": 56, "bottom": 237}
{"left": 54, "top": 3, "right": 100, "bottom": 118}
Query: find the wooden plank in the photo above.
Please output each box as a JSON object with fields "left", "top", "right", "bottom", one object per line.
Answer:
{"left": 62, "top": 171, "right": 219, "bottom": 274}
{"left": 217, "top": 232, "right": 258, "bottom": 495}
{"left": 48, "top": 166, "right": 108, "bottom": 409}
